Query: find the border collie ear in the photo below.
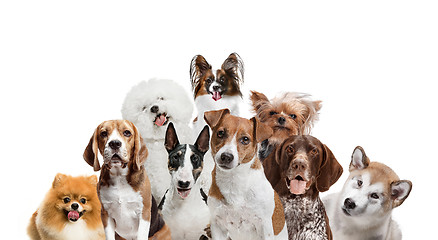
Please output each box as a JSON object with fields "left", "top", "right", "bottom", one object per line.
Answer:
{"left": 391, "top": 180, "right": 412, "bottom": 208}
{"left": 52, "top": 173, "right": 67, "bottom": 188}
{"left": 316, "top": 143, "right": 343, "bottom": 192}
{"left": 349, "top": 146, "right": 370, "bottom": 171}
{"left": 204, "top": 109, "right": 230, "bottom": 129}
{"left": 251, "top": 117, "right": 273, "bottom": 143}
{"left": 221, "top": 52, "right": 244, "bottom": 83}
{"left": 165, "top": 122, "right": 180, "bottom": 153}
{"left": 250, "top": 90, "right": 271, "bottom": 114}
{"left": 83, "top": 125, "right": 101, "bottom": 171}
{"left": 190, "top": 54, "right": 212, "bottom": 90}
{"left": 131, "top": 121, "right": 148, "bottom": 171}
{"left": 195, "top": 125, "right": 210, "bottom": 154}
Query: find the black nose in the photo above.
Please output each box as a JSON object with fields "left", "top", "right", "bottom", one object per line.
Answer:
{"left": 344, "top": 198, "right": 356, "bottom": 209}
{"left": 220, "top": 152, "right": 234, "bottom": 164}
{"left": 178, "top": 181, "right": 190, "bottom": 189}
{"left": 71, "top": 203, "right": 79, "bottom": 210}
{"left": 150, "top": 105, "right": 159, "bottom": 113}
{"left": 213, "top": 85, "right": 220, "bottom": 91}
{"left": 109, "top": 140, "right": 122, "bottom": 150}
{"left": 278, "top": 116, "right": 286, "bottom": 125}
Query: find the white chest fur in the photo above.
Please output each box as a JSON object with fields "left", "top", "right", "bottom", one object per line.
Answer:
{"left": 99, "top": 174, "right": 144, "bottom": 238}
{"left": 57, "top": 219, "right": 103, "bottom": 240}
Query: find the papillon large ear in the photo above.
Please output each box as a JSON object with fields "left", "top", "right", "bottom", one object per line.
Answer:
{"left": 251, "top": 117, "right": 273, "bottom": 143}
{"left": 195, "top": 125, "right": 210, "bottom": 154}
{"left": 316, "top": 143, "right": 343, "bottom": 192}
{"left": 130, "top": 121, "right": 148, "bottom": 171}
{"left": 204, "top": 109, "right": 230, "bottom": 130}
{"left": 83, "top": 125, "right": 101, "bottom": 171}
{"left": 391, "top": 180, "right": 412, "bottom": 208}
{"left": 165, "top": 122, "right": 180, "bottom": 153}
{"left": 250, "top": 90, "right": 271, "bottom": 114}
{"left": 349, "top": 146, "right": 370, "bottom": 171}
{"left": 221, "top": 52, "right": 244, "bottom": 83}
{"left": 190, "top": 54, "right": 212, "bottom": 90}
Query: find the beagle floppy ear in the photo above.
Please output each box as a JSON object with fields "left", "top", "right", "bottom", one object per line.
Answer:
{"left": 391, "top": 180, "right": 412, "bottom": 208}
{"left": 316, "top": 143, "right": 343, "bottom": 192}
{"left": 349, "top": 146, "right": 370, "bottom": 171}
{"left": 250, "top": 90, "right": 271, "bottom": 114}
{"left": 52, "top": 173, "right": 68, "bottom": 188}
{"left": 165, "top": 122, "right": 180, "bottom": 152}
{"left": 204, "top": 108, "right": 230, "bottom": 129}
{"left": 195, "top": 125, "right": 210, "bottom": 154}
{"left": 251, "top": 117, "right": 273, "bottom": 143}
{"left": 131, "top": 122, "right": 148, "bottom": 171}
{"left": 83, "top": 126, "right": 101, "bottom": 171}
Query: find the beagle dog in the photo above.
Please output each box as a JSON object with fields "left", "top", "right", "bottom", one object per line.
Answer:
{"left": 83, "top": 120, "right": 171, "bottom": 240}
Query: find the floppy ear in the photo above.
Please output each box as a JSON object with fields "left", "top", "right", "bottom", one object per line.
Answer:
{"left": 391, "top": 180, "right": 412, "bottom": 208}
{"left": 164, "top": 122, "right": 180, "bottom": 152}
{"left": 132, "top": 122, "right": 148, "bottom": 171}
{"left": 195, "top": 125, "right": 210, "bottom": 154}
{"left": 251, "top": 117, "right": 273, "bottom": 143}
{"left": 250, "top": 90, "right": 271, "bottom": 114}
{"left": 190, "top": 54, "right": 212, "bottom": 90}
{"left": 83, "top": 126, "right": 101, "bottom": 171}
{"left": 316, "top": 143, "right": 343, "bottom": 192}
{"left": 274, "top": 139, "right": 289, "bottom": 165}
{"left": 349, "top": 146, "right": 370, "bottom": 171}
{"left": 300, "top": 100, "right": 322, "bottom": 135}
{"left": 52, "top": 173, "right": 67, "bottom": 188}
{"left": 221, "top": 52, "right": 244, "bottom": 83}
{"left": 204, "top": 109, "right": 230, "bottom": 129}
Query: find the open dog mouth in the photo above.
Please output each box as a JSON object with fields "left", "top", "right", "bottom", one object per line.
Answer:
{"left": 211, "top": 91, "right": 222, "bottom": 101}
{"left": 286, "top": 175, "right": 309, "bottom": 195}
{"left": 177, "top": 188, "right": 192, "bottom": 199}
{"left": 154, "top": 113, "right": 169, "bottom": 127}
{"left": 64, "top": 209, "right": 85, "bottom": 222}
{"left": 109, "top": 154, "right": 127, "bottom": 168}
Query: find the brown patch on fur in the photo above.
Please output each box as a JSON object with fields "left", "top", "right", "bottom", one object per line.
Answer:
{"left": 148, "top": 224, "right": 171, "bottom": 240}
{"left": 209, "top": 166, "right": 225, "bottom": 201}
{"left": 272, "top": 192, "right": 286, "bottom": 235}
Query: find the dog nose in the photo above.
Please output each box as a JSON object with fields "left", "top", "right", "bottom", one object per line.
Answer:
{"left": 109, "top": 140, "right": 122, "bottom": 150}
{"left": 71, "top": 203, "right": 79, "bottom": 210}
{"left": 150, "top": 105, "right": 159, "bottom": 113}
{"left": 213, "top": 85, "right": 220, "bottom": 91}
{"left": 344, "top": 198, "right": 356, "bottom": 209}
{"left": 292, "top": 159, "right": 307, "bottom": 171}
{"left": 178, "top": 181, "right": 190, "bottom": 189}
{"left": 220, "top": 152, "right": 234, "bottom": 164}
{"left": 278, "top": 116, "right": 286, "bottom": 125}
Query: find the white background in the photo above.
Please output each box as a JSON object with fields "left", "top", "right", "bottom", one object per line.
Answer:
{"left": 1, "top": 1, "right": 437, "bottom": 239}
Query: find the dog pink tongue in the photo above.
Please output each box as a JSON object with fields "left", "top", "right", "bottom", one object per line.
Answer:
{"left": 178, "top": 189, "right": 191, "bottom": 199}
{"left": 155, "top": 115, "right": 166, "bottom": 126}
{"left": 68, "top": 211, "right": 79, "bottom": 221}
{"left": 290, "top": 180, "right": 307, "bottom": 195}
{"left": 212, "top": 92, "right": 222, "bottom": 101}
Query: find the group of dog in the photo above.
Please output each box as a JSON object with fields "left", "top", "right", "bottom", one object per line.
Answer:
{"left": 27, "top": 53, "right": 412, "bottom": 240}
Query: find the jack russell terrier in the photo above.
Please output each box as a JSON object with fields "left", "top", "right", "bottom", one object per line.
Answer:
{"left": 204, "top": 109, "right": 288, "bottom": 240}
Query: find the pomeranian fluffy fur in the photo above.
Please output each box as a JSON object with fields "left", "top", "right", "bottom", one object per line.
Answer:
{"left": 27, "top": 174, "right": 104, "bottom": 240}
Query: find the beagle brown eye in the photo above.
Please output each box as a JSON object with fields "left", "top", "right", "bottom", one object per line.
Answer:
{"left": 80, "top": 198, "right": 86, "bottom": 204}
{"left": 240, "top": 136, "right": 250, "bottom": 145}
{"left": 123, "top": 130, "right": 132, "bottom": 137}
{"left": 63, "top": 197, "right": 71, "bottom": 203}
{"left": 269, "top": 111, "right": 278, "bottom": 116}
{"left": 100, "top": 131, "right": 108, "bottom": 138}
{"left": 217, "top": 130, "right": 225, "bottom": 138}
{"left": 370, "top": 193, "right": 379, "bottom": 199}
{"left": 289, "top": 114, "right": 297, "bottom": 119}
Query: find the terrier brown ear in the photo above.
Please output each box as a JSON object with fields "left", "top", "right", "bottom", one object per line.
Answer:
{"left": 164, "top": 122, "right": 180, "bottom": 152}
{"left": 251, "top": 117, "right": 273, "bottom": 143}
{"left": 250, "top": 90, "right": 271, "bottom": 113}
{"left": 204, "top": 109, "right": 230, "bottom": 129}
{"left": 316, "top": 143, "right": 343, "bottom": 192}
{"left": 83, "top": 125, "right": 101, "bottom": 171}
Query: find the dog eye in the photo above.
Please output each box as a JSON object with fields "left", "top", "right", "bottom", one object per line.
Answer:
{"left": 310, "top": 148, "right": 318, "bottom": 155}
{"left": 286, "top": 145, "right": 294, "bottom": 155}
{"left": 80, "top": 198, "right": 86, "bottom": 204}
{"left": 206, "top": 78, "right": 213, "bottom": 84}
{"left": 217, "top": 130, "right": 225, "bottom": 138}
{"left": 370, "top": 193, "right": 379, "bottom": 199}
{"left": 191, "top": 155, "right": 201, "bottom": 167}
{"left": 100, "top": 131, "right": 108, "bottom": 138}
{"left": 357, "top": 179, "right": 363, "bottom": 187}
{"left": 289, "top": 114, "right": 297, "bottom": 119}
{"left": 63, "top": 197, "right": 71, "bottom": 203}
{"left": 123, "top": 130, "right": 132, "bottom": 137}
{"left": 240, "top": 136, "right": 250, "bottom": 145}
{"left": 269, "top": 111, "right": 278, "bottom": 116}
{"left": 219, "top": 76, "right": 225, "bottom": 82}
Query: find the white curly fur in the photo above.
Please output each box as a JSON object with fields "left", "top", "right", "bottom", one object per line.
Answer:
{"left": 121, "top": 79, "right": 194, "bottom": 202}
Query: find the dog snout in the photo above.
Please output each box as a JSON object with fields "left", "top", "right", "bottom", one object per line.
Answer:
{"left": 344, "top": 198, "right": 356, "bottom": 210}
{"left": 220, "top": 152, "right": 234, "bottom": 164}
{"left": 292, "top": 159, "right": 307, "bottom": 172}
{"left": 213, "top": 85, "right": 221, "bottom": 91}
{"left": 278, "top": 116, "right": 286, "bottom": 125}
{"left": 71, "top": 203, "right": 79, "bottom": 210}
{"left": 150, "top": 105, "right": 159, "bottom": 113}
{"left": 109, "top": 140, "right": 122, "bottom": 150}
{"left": 178, "top": 180, "right": 190, "bottom": 189}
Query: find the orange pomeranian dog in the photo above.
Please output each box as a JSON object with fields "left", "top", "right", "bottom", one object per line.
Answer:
{"left": 27, "top": 174, "right": 104, "bottom": 240}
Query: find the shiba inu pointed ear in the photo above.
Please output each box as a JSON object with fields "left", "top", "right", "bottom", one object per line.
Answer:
{"left": 316, "top": 144, "right": 343, "bottom": 192}
{"left": 391, "top": 180, "right": 412, "bottom": 208}
{"left": 204, "top": 109, "right": 230, "bottom": 129}
{"left": 349, "top": 146, "right": 370, "bottom": 171}
{"left": 83, "top": 125, "right": 101, "bottom": 171}
{"left": 195, "top": 125, "right": 210, "bottom": 154}
{"left": 165, "top": 122, "right": 180, "bottom": 152}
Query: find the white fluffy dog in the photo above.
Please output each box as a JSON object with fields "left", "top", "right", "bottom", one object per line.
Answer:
{"left": 121, "top": 78, "right": 194, "bottom": 202}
